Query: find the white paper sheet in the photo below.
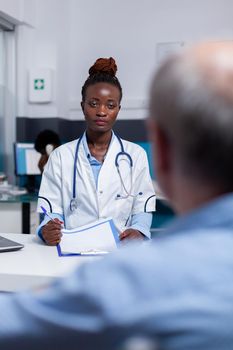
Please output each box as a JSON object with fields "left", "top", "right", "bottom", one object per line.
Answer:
{"left": 59, "top": 218, "right": 119, "bottom": 255}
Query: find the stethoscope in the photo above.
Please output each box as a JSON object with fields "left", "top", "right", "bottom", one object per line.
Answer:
{"left": 69, "top": 133, "right": 143, "bottom": 212}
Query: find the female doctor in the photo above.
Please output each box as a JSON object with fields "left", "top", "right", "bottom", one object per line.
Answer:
{"left": 37, "top": 57, "right": 156, "bottom": 245}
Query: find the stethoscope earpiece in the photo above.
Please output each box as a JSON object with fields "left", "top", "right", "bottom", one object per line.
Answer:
{"left": 116, "top": 191, "right": 143, "bottom": 200}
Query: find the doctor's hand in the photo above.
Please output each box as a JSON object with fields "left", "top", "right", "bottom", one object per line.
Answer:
{"left": 119, "top": 229, "right": 144, "bottom": 242}
{"left": 42, "top": 218, "right": 63, "bottom": 246}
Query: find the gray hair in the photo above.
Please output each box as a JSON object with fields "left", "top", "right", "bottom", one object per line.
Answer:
{"left": 149, "top": 51, "right": 233, "bottom": 190}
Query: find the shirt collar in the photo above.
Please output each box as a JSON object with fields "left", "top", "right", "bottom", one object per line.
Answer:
{"left": 164, "top": 192, "right": 233, "bottom": 236}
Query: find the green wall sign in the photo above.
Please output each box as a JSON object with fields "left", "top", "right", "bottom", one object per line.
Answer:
{"left": 34, "top": 79, "right": 45, "bottom": 90}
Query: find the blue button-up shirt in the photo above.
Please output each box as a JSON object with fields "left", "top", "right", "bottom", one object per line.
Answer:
{"left": 2, "top": 193, "right": 233, "bottom": 349}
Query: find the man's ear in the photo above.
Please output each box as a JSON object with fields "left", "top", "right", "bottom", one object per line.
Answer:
{"left": 80, "top": 101, "right": 84, "bottom": 112}
{"left": 147, "top": 118, "right": 171, "bottom": 174}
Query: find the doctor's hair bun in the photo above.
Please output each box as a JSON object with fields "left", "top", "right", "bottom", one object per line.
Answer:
{"left": 81, "top": 56, "right": 122, "bottom": 102}
{"left": 88, "top": 57, "right": 117, "bottom": 77}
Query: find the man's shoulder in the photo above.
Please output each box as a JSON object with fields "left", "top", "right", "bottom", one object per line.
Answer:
{"left": 115, "top": 225, "right": 233, "bottom": 273}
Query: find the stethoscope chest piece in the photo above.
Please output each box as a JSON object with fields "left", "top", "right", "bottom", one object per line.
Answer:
{"left": 70, "top": 198, "right": 79, "bottom": 212}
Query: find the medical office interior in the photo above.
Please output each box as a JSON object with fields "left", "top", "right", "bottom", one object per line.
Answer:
{"left": 0, "top": 0, "right": 232, "bottom": 290}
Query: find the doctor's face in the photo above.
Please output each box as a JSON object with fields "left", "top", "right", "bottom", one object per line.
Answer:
{"left": 81, "top": 82, "right": 121, "bottom": 133}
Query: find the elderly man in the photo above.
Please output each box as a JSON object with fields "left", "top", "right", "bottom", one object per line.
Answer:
{"left": 1, "top": 42, "right": 233, "bottom": 350}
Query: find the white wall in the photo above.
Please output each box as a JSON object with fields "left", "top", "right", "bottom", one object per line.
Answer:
{"left": 14, "top": 0, "right": 233, "bottom": 120}
{"left": 16, "top": 0, "right": 70, "bottom": 118}
{"left": 0, "top": 0, "right": 23, "bottom": 21}
{"left": 0, "top": 0, "right": 231, "bottom": 180}
{"left": 0, "top": 0, "right": 35, "bottom": 24}
{"left": 69, "top": 0, "right": 233, "bottom": 119}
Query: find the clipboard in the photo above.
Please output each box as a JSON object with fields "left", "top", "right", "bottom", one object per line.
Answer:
{"left": 57, "top": 218, "right": 119, "bottom": 257}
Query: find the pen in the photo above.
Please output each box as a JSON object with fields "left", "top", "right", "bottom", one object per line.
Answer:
{"left": 79, "top": 250, "right": 109, "bottom": 256}
{"left": 59, "top": 250, "right": 109, "bottom": 257}
{"left": 41, "top": 206, "right": 55, "bottom": 221}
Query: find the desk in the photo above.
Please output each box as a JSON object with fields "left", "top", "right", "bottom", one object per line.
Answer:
{"left": 0, "top": 194, "right": 40, "bottom": 234}
{"left": 0, "top": 233, "right": 94, "bottom": 292}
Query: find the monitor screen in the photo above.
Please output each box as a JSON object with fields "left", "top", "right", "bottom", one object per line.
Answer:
{"left": 14, "top": 143, "right": 41, "bottom": 175}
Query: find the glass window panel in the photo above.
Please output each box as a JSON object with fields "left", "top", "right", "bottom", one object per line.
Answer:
{"left": 0, "top": 30, "right": 5, "bottom": 172}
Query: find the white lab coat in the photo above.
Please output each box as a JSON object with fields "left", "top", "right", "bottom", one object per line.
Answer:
{"left": 37, "top": 136, "right": 156, "bottom": 233}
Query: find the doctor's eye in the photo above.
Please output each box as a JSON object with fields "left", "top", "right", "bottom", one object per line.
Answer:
{"left": 88, "top": 100, "right": 98, "bottom": 108}
{"left": 107, "top": 102, "right": 117, "bottom": 109}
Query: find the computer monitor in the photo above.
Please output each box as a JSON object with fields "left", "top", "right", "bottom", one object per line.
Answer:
{"left": 14, "top": 143, "right": 41, "bottom": 175}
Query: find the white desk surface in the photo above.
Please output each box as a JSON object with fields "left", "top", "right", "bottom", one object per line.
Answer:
{"left": 0, "top": 233, "right": 95, "bottom": 292}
